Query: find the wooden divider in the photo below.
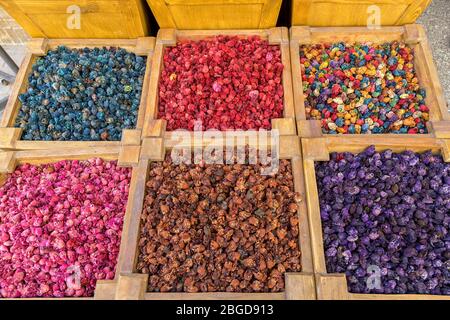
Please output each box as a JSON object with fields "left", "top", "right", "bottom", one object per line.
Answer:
{"left": 142, "top": 27, "right": 297, "bottom": 145}
{"left": 112, "top": 135, "right": 316, "bottom": 300}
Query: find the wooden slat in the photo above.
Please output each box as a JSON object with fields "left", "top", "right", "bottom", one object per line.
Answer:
{"left": 315, "top": 274, "right": 349, "bottom": 300}
{"left": 145, "top": 292, "right": 285, "bottom": 300}
{"left": 27, "top": 38, "right": 49, "bottom": 55}
{"left": 10, "top": 146, "right": 122, "bottom": 164}
{"left": 116, "top": 274, "right": 148, "bottom": 300}
{"left": 141, "top": 41, "right": 164, "bottom": 136}
{"left": 431, "top": 121, "right": 450, "bottom": 139}
{"left": 143, "top": 119, "right": 166, "bottom": 138}
{"left": 0, "top": 52, "right": 34, "bottom": 127}
{"left": 316, "top": 273, "right": 450, "bottom": 300}
{"left": 11, "top": 140, "right": 122, "bottom": 150}
{"left": 94, "top": 280, "right": 117, "bottom": 300}
{"left": 272, "top": 118, "right": 297, "bottom": 135}
{"left": 0, "top": 151, "right": 16, "bottom": 173}
{"left": 140, "top": 138, "right": 165, "bottom": 161}
{"left": 324, "top": 136, "right": 445, "bottom": 153}
{"left": 291, "top": 157, "right": 314, "bottom": 274}
{"left": 290, "top": 27, "right": 308, "bottom": 122}
{"left": 279, "top": 27, "right": 295, "bottom": 120}
{"left": 117, "top": 160, "right": 149, "bottom": 274}
{"left": 303, "top": 157, "right": 327, "bottom": 273}
{"left": 118, "top": 145, "right": 141, "bottom": 167}
{"left": 115, "top": 140, "right": 317, "bottom": 299}
{"left": 121, "top": 129, "right": 142, "bottom": 146}
{"left": 413, "top": 25, "right": 449, "bottom": 121}
{"left": 0, "top": 146, "right": 136, "bottom": 300}
{"left": 0, "top": 128, "right": 22, "bottom": 149}
{"left": 0, "top": 0, "right": 150, "bottom": 39}
{"left": 285, "top": 273, "right": 316, "bottom": 300}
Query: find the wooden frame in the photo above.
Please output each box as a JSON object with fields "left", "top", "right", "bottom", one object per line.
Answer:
{"left": 146, "top": 0, "right": 282, "bottom": 29}
{"left": 0, "top": 37, "right": 155, "bottom": 150}
{"left": 0, "top": 0, "right": 150, "bottom": 39}
{"left": 0, "top": 145, "right": 141, "bottom": 300}
{"left": 290, "top": 24, "right": 450, "bottom": 139}
{"left": 112, "top": 135, "right": 316, "bottom": 299}
{"left": 291, "top": 0, "right": 432, "bottom": 27}
{"left": 301, "top": 136, "right": 450, "bottom": 300}
{"left": 143, "top": 27, "right": 297, "bottom": 148}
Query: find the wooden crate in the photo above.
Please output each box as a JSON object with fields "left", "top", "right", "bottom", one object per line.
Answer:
{"left": 290, "top": 24, "right": 450, "bottom": 139}
{"left": 291, "top": 0, "right": 432, "bottom": 27}
{"left": 143, "top": 27, "right": 297, "bottom": 147}
{"left": 0, "top": 37, "right": 155, "bottom": 150}
{"left": 0, "top": 145, "right": 141, "bottom": 300}
{"left": 0, "top": 0, "right": 150, "bottom": 38}
{"left": 110, "top": 135, "right": 316, "bottom": 299}
{"left": 147, "top": 0, "right": 281, "bottom": 29}
{"left": 301, "top": 136, "right": 450, "bottom": 300}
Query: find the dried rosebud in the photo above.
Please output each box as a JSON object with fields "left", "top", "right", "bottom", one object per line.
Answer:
{"left": 0, "top": 159, "right": 130, "bottom": 298}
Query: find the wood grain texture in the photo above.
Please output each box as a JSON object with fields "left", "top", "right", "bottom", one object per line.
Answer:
{"left": 291, "top": 156, "right": 314, "bottom": 275}
{"left": 116, "top": 274, "right": 148, "bottom": 300}
{"left": 144, "top": 292, "right": 285, "bottom": 300}
{"left": 147, "top": 0, "right": 282, "bottom": 29}
{"left": 302, "top": 137, "right": 450, "bottom": 300}
{"left": 94, "top": 280, "right": 118, "bottom": 300}
{"left": 290, "top": 25, "right": 447, "bottom": 138}
{"left": 432, "top": 121, "right": 450, "bottom": 139}
{"left": 0, "top": 37, "right": 154, "bottom": 150}
{"left": 291, "top": 0, "right": 432, "bottom": 26}
{"left": 0, "top": 0, "right": 150, "bottom": 38}
{"left": 118, "top": 145, "right": 141, "bottom": 167}
{"left": 2, "top": 146, "right": 127, "bottom": 167}
{"left": 316, "top": 273, "right": 450, "bottom": 300}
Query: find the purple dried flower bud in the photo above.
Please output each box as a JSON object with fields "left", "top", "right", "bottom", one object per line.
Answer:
{"left": 326, "top": 247, "right": 337, "bottom": 257}
{"left": 316, "top": 146, "right": 450, "bottom": 295}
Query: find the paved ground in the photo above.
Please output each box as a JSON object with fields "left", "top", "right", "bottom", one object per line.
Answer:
{"left": 418, "top": 0, "right": 450, "bottom": 110}
{"left": 0, "top": 6, "right": 28, "bottom": 113}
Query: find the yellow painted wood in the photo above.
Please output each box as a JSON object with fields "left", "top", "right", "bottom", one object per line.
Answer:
{"left": 291, "top": 0, "right": 432, "bottom": 27}
{"left": 0, "top": 0, "right": 150, "bottom": 38}
{"left": 146, "top": 0, "right": 282, "bottom": 29}
{"left": 0, "top": 147, "right": 139, "bottom": 300}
